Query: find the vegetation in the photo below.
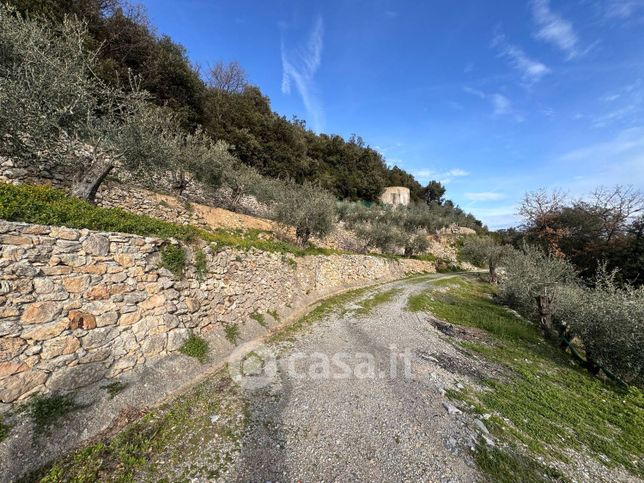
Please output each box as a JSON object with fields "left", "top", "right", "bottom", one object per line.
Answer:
{"left": 25, "top": 393, "right": 80, "bottom": 434}
{"left": 103, "top": 381, "right": 127, "bottom": 399}
{"left": 250, "top": 311, "right": 267, "bottom": 327}
{"left": 0, "top": 416, "right": 9, "bottom": 442}
{"left": 267, "top": 309, "right": 280, "bottom": 322}
{"left": 194, "top": 249, "right": 208, "bottom": 281}
{"left": 223, "top": 324, "right": 240, "bottom": 345}
{"left": 179, "top": 334, "right": 209, "bottom": 363}
{"left": 160, "top": 244, "right": 186, "bottom": 278}
{"left": 459, "top": 235, "right": 513, "bottom": 283}
{"left": 30, "top": 373, "right": 247, "bottom": 482}
{"left": 410, "top": 276, "right": 644, "bottom": 481}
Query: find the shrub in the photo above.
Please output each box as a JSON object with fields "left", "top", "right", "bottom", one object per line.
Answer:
{"left": 250, "top": 311, "right": 267, "bottom": 327}
{"left": 194, "top": 249, "right": 207, "bottom": 281}
{"left": 224, "top": 324, "right": 240, "bottom": 344}
{"left": 460, "top": 236, "right": 514, "bottom": 282}
{"left": 26, "top": 393, "right": 80, "bottom": 434}
{"left": 160, "top": 244, "right": 186, "bottom": 278}
{"left": 179, "top": 334, "right": 209, "bottom": 363}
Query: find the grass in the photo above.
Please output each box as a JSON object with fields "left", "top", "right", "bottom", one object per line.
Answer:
{"left": 0, "top": 416, "right": 9, "bottom": 442}
{"left": 160, "top": 244, "right": 186, "bottom": 278}
{"left": 268, "top": 286, "right": 371, "bottom": 343}
{"left": 25, "top": 393, "right": 80, "bottom": 435}
{"left": 194, "top": 248, "right": 208, "bottom": 281}
{"left": 354, "top": 288, "right": 402, "bottom": 316}
{"left": 224, "top": 324, "right": 240, "bottom": 344}
{"left": 103, "top": 381, "right": 127, "bottom": 399}
{"left": 179, "top": 334, "right": 209, "bottom": 363}
{"left": 0, "top": 183, "right": 337, "bottom": 257}
{"left": 409, "top": 275, "right": 644, "bottom": 481}
{"left": 28, "top": 372, "right": 247, "bottom": 482}
{"left": 267, "top": 309, "right": 280, "bottom": 322}
{"left": 250, "top": 311, "right": 267, "bottom": 327}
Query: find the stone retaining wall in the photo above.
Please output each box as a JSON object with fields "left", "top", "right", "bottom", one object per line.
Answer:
{"left": 0, "top": 221, "right": 434, "bottom": 407}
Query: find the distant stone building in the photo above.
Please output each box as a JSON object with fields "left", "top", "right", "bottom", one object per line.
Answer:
{"left": 380, "top": 186, "right": 410, "bottom": 206}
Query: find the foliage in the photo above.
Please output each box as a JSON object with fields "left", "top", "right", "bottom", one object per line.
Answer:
{"left": 422, "top": 181, "right": 446, "bottom": 204}
{"left": 250, "top": 311, "right": 267, "bottom": 327}
{"left": 194, "top": 249, "right": 207, "bottom": 281}
{"left": 267, "top": 309, "right": 280, "bottom": 322}
{"left": 160, "top": 244, "right": 186, "bottom": 278}
{"left": 271, "top": 181, "right": 337, "bottom": 245}
{"left": 0, "top": 416, "right": 9, "bottom": 442}
{"left": 179, "top": 334, "right": 209, "bottom": 363}
{"left": 411, "top": 276, "right": 644, "bottom": 480}
{"left": 460, "top": 236, "right": 514, "bottom": 282}
{"left": 25, "top": 393, "right": 80, "bottom": 434}
{"left": 104, "top": 381, "right": 127, "bottom": 399}
{"left": 223, "top": 324, "right": 240, "bottom": 344}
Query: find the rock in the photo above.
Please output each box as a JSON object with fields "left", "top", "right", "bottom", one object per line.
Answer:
{"left": 0, "top": 336, "right": 27, "bottom": 361}
{"left": 83, "top": 234, "right": 110, "bottom": 256}
{"left": 63, "top": 275, "right": 91, "bottom": 293}
{"left": 0, "top": 361, "right": 29, "bottom": 378}
{"left": 50, "top": 227, "right": 79, "bottom": 241}
{"left": 142, "top": 333, "right": 166, "bottom": 357}
{"left": 139, "top": 294, "right": 166, "bottom": 311}
{"left": 20, "top": 301, "right": 61, "bottom": 324}
{"left": 442, "top": 402, "right": 462, "bottom": 415}
{"left": 167, "top": 328, "right": 190, "bottom": 351}
{"left": 85, "top": 285, "right": 110, "bottom": 300}
{"left": 22, "top": 319, "right": 68, "bottom": 341}
{"left": 475, "top": 419, "right": 490, "bottom": 435}
{"left": 81, "top": 327, "right": 117, "bottom": 349}
{"left": 118, "top": 310, "right": 141, "bottom": 326}
{"left": 47, "top": 362, "right": 107, "bottom": 392}
{"left": 32, "top": 278, "right": 57, "bottom": 295}
{"left": 41, "top": 336, "right": 80, "bottom": 360}
{"left": 114, "top": 253, "right": 135, "bottom": 267}
{"left": 1, "top": 370, "right": 48, "bottom": 402}
{"left": 68, "top": 310, "right": 97, "bottom": 330}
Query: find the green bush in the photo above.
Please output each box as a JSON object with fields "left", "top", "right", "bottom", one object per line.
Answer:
{"left": 26, "top": 393, "right": 80, "bottom": 434}
{"left": 194, "top": 249, "right": 208, "bottom": 281}
{"left": 160, "top": 244, "right": 186, "bottom": 278}
{"left": 179, "top": 334, "right": 209, "bottom": 363}
{"left": 224, "top": 324, "right": 240, "bottom": 344}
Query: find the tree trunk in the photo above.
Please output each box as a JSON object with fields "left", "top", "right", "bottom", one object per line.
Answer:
{"left": 71, "top": 162, "right": 114, "bottom": 203}
{"left": 489, "top": 263, "right": 498, "bottom": 284}
{"left": 536, "top": 294, "right": 555, "bottom": 340}
{"left": 296, "top": 226, "right": 310, "bottom": 247}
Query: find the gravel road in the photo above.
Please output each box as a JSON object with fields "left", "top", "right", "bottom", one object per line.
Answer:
{"left": 228, "top": 274, "right": 483, "bottom": 482}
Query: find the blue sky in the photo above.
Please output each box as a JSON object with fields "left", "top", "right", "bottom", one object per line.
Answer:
{"left": 138, "top": 0, "right": 644, "bottom": 228}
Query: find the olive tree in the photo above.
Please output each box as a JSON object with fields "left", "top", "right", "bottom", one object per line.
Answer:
{"left": 274, "top": 181, "right": 336, "bottom": 246}
{"left": 460, "top": 236, "right": 514, "bottom": 283}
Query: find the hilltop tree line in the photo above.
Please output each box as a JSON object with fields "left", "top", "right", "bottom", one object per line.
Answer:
{"left": 5, "top": 0, "right": 446, "bottom": 203}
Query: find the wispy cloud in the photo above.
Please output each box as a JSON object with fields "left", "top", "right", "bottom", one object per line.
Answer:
{"left": 464, "top": 192, "right": 506, "bottom": 201}
{"left": 464, "top": 87, "right": 514, "bottom": 117}
{"left": 532, "top": 0, "right": 579, "bottom": 58}
{"left": 281, "top": 16, "right": 325, "bottom": 131}
{"left": 492, "top": 33, "right": 550, "bottom": 84}
{"left": 606, "top": 0, "right": 644, "bottom": 19}
{"left": 413, "top": 168, "right": 470, "bottom": 184}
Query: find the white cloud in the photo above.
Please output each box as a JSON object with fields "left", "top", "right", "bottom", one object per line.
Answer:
{"left": 532, "top": 0, "right": 579, "bottom": 58}
{"left": 464, "top": 87, "right": 514, "bottom": 117}
{"left": 281, "top": 16, "right": 325, "bottom": 131}
{"left": 492, "top": 33, "right": 550, "bottom": 83}
{"left": 413, "top": 168, "right": 470, "bottom": 184}
{"left": 606, "top": 0, "right": 644, "bottom": 18}
{"left": 464, "top": 192, "right": 506, "bottom": 201}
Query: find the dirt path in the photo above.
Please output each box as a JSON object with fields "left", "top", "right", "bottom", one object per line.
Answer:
{"left": 27, "top": 275, "right": 489, "bottom": 482}
{"left": 230, "top": 274, "right": 481, "bottom": 481}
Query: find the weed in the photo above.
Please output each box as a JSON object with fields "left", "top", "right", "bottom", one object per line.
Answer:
{"left": 183, "top": 201, "right": 194, "bottom": 213}
{"left": 158, "top": 200, "right": 170, "bottom": 208}
{"left": 250, "top": 311, "right": 267, "bottom": 327}
{"left": 0, "top": 416, "right": 10, "bottom": 442}
{"left": 160, "top": 244, "right": 186, "bottom": 278}
{"left": 224, "top": 324, "right": 240, "bottom": 344}
{"left": 104, "top": 381, "right": 127, "bottom": 399}
{"left": 26, "top": 393, "right": 80, "bottom": 434}
{"left": 267, "top": 309, "right": 280, "bottom": 322}
{"left": 180, "top": 334, "right": 209, "bottom": 363}
{"left": 194, "top": 249, "right": 207, "bottom": 281}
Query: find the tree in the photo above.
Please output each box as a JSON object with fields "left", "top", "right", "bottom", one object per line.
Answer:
{"left": 274, "top": 181, "right": 336, "bottom": 246}
{"left": 460, "top": 236, "right": 513, "bottom": 283}
{"left": 207, "top": 61, "right": 248, "bottom": 94}
{"left": 423, "top": 180, "right": 446, "bottom": 205}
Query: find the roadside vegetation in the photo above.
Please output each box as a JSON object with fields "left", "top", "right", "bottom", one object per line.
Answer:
{"left": 179, "top": 334, "right": 209, "bottom": 363}
{"left": 354, "top": 288, "right": 403, "bottom": 316}
{"left": 408, "top": 276, "right": 644, "bottom": 481}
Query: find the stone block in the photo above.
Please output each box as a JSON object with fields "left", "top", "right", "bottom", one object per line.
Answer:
{"left": 1, "top": 370, "right": 48, "bottom": 402}
{"left": 20, "top": 301, "right": 60, "bottom": 325}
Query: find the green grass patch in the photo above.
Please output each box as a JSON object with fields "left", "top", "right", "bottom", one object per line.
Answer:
{"left": 25, "top": 393, "right": 80, "bottom": 435}
{"left": 0, "top": 183, "right": 336, "bottom": 257}
{"left": 194, "top": 249, "right": 208, "bottom": 281}
{"left": 224, "top": 324, "right": 240, "bottom": 344}
{"left": 160, "top": 244, "right": 186, "bottom": 278}
{"left": 354, "top": 288, "right": 402, "bottom": 316}
{"left": 29, "top": 372, "right": 247, "bottom": 482}
{"left": 250, "top": 311, "right": 267, "bottom": 327}
{"left": 179, "top": 334, "right": 209, "bottom": 363}
{"left": 417, "top": 276, "right": 644, "bottom": 480}
{"left": 412, "top": 253, "right": 437, "bottom": 262}
{"left": 268, "top": 286, "right": 371, "bottom": 343}
{"left": 0, "top": 416, "right": 10, "bottom": 442}
{"left": 267, "top": 309, "right": 280, "bottom": 322}
{"left": 103, "top": 381, "right": 127, "bottom": 399}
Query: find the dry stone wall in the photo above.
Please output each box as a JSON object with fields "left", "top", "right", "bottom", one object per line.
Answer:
{"left": 0, "top": 221, "right": 434, "bottom": 407}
